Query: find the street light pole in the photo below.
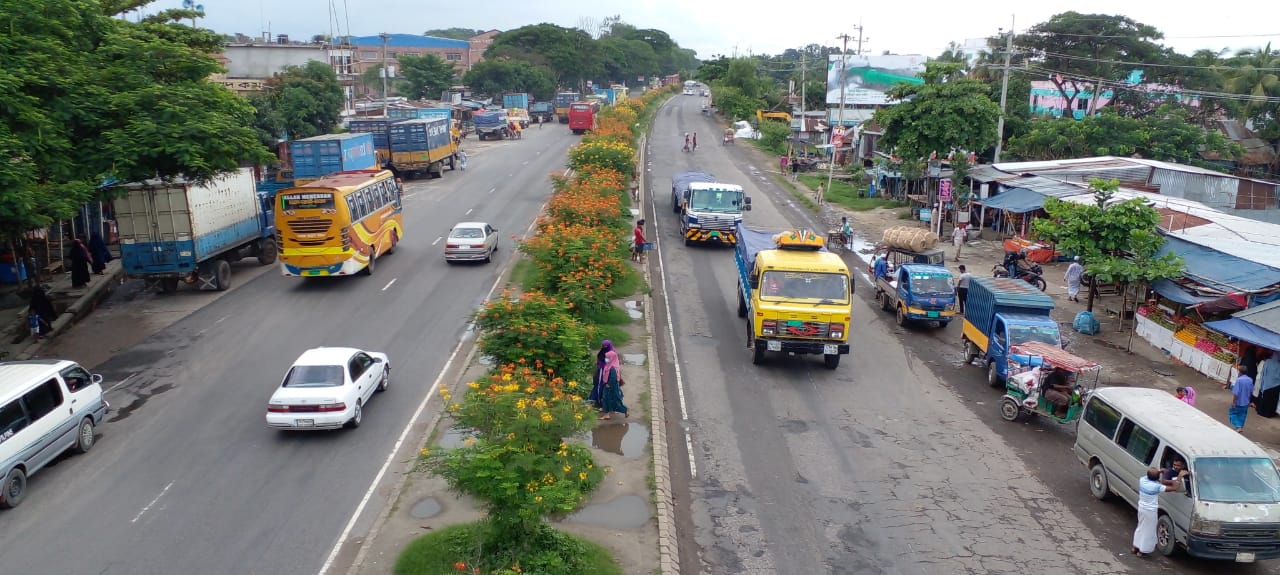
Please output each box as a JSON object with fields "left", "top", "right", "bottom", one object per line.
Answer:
{"left": 993, "top": 16, "right": 1015, "bottom": 163}
{"left": 380, "top": 32, "right": 390, "bottom": 117}
{"left": 824, "top": 33, "right": 852, "bottom": 206}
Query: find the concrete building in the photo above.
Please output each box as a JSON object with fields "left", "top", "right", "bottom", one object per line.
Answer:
{"left": 344, "top": 34, "right": 478, "bottom": 97}
{"left": 468, "top": 30, "right": 500, "bottom": 68}
{"left": 216, "top": 41, "right": 358, "bottom": 109}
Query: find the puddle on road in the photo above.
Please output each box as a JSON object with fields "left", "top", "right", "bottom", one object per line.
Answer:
{"left": 409, "top": 497, "right": 442, "bottom": 519}
{"left": 848, "top": 236, "right": 876, "bottom": 265}
{"left": 589, "top": 422, "right": 649, "bottom": 458}
{"left": 108, "top": 382, "right": 176, "bottom": 423}
{"left": 565, "top": 495, "right": 650, "bottom": 529}
{"left": 437, "top": 427, "right": 478, "bottom": 449}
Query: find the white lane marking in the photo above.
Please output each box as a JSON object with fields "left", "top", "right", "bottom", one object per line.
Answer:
{"left": 431, "top": 236, "right": 443, "bottom": 246}
{"left": 131, "top": 481, "right": 174, "bottom": 523}
{"left": 319, "top": 183, "right": 556, "bottom": 575}
{"left": 465, "top": 208, "right": 473, "bottom": 216}
{"left": 381, "top": 279, "right": 397, "bottom": 291}
{"left": 507, "top": 173, "right": 513, "bottom": 177}
{"left": 215, "top": 315, "right": 228, "bottom": 324}
{"left": 488, "top": 187, "right": 496, "bottom": 194}
{"left": 104, "top": 373, "right": 137, "bottom": 394}
{"left": 651, "top": 175, "right": 697, "bottom": 479}
{"left": 522, "top": 160, "right": 529, "bottom": 165}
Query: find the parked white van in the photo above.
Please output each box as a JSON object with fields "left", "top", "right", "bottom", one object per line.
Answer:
{"left": 1075, "top": 387, "right": 1280, "bottom": 562}
{"left": 0, "top": 359, "right": 110, "bottom": 509}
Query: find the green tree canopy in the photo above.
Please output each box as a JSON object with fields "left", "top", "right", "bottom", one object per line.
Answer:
{"left": 397, "top": 53, "right": 458, "bottom": 100}
{"left": 423, "top": 28, "right": 486, "bottom": 41}
{"left": 462, "top": 59, "right": 556, "bottom": 100}
{"left": 1006, "top": 105, "right": 1241, "bottom": 165}
{"left": 486, "top": 24, "right": 601, "bottom": 89}
{"left": 0, "top": 0, "right": 271, "bottom": 234}
{"left": 247, "top": 60, "right": 343, "bottom": 149}
{"left": 872, "top": 61, "right": 1000, "bottom": 161}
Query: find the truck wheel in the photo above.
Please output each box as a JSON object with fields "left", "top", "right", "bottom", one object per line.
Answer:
{"left": 823, "top": 354, "right": 840, "bottom": 369}
{"left": 160, "top": 277, "right": 180, "bottom": 294}
{"left": 895, "top": 306, "right": 908, "bottom": 327}
{"left": 448, "top": 156, "right": 456, "bottom": 171}
{"left": 987, "top": 361, "right": 1002, "bottom": 388}
{"left": 737, "top": 287, "right": 747, "bottom": 318}
{"left": 876, "top": 291, "right": 891, "bottom": 312}
{"left": 684, "top": 236, "right": 693, "bottom": 246}
{"left": 257, "top": 238, "right": 278, "bottom": 265}
{"left": 752, "top": 346, "right": 765, "bottom": 365}
{"left": 213, "top": 259, "right": 232, "bottom": 291}
{"left": 963, "top": 340, "right": 979, "bottom": 364}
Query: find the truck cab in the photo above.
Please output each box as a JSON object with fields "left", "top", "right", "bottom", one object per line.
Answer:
{"left": 676, "top": 179, "right": 750, "bottom": 246}
{"left": 873, "top": 263, "right": 956, "bottom": 328}
{"left": 960, "top": 276, "right": 1062, "bottom": 387}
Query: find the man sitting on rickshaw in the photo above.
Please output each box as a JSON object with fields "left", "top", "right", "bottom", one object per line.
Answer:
{"left": 1043, "top": 367, "right": 1074, "bottom": 416}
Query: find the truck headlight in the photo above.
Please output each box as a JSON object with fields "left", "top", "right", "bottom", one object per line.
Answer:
{"left": 1190, "top": 515, "right": 1222, "bottom": 536}
{"left": 828, "top": 322, "right": 845, "bottom": 339}
{"left": 761, "top": 320, "right": 776, "bottom": 336}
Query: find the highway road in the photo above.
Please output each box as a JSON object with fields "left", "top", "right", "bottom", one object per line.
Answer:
{"left": 647, "top": 94, "right": 1131, "bottom": 574}
{"left": 0, "top": 127, "right": 578, "bottom": 575}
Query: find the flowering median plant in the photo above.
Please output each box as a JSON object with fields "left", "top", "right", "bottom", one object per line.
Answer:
{"left": 519, "top": 221, "right": 629, "bottom": 314}
{"left": 474, "top": 290, "right": 596, "bottom": 384}
{"left": 568, "top": 139, "right": 635, "bottom": 179}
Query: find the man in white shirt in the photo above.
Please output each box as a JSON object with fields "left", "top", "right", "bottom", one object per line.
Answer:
{"left": 1134, "top": 467, "right": 1182, "bottom": 557}
{"left": 955, "top": 265, "right": 972, "bottom": 314}
{"left": 952, "top": 224, "right": 967, "bottom": 261}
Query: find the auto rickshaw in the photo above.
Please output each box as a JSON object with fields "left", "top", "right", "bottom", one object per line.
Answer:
{"left": 1000, "top": 341, "right": 1101, "bottom": 424}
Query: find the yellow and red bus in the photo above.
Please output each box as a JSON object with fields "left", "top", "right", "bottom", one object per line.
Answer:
{"left": 275, "top": 169, "right": 404, "bottom": 277}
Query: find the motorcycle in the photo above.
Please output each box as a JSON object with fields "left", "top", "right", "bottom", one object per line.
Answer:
{"left": 992, "top": 262, "right": 1048, "bottom": 291}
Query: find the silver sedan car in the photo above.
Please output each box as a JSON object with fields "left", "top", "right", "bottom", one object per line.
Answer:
{"left": 444, "top": 222, "right": 498, "bottom": 263}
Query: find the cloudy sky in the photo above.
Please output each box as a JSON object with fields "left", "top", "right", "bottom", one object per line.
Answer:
{"left": 160, "top": 0, "right": 1277, "bottom": 59}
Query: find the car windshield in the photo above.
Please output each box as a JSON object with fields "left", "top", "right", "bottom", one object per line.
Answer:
{"left": 1194, "top": 457, "right": 1280, "bottom": 503}
{"left": 452, "top": 228, "right": 484, "bottom": 239}
{"left": 759, "top": 271, "right": 849, "bottom": 302}
{"left": 689, "top": 190, "right": 743, "bottom": 212}
{"left": 1008, "top": 324, "right": 1062, "bottom": 347}
{"left": 910, "top": 274, "right": 954, "bottom": 295}
{"left": 283, "top": 365, "right": 344, "bottom": 388}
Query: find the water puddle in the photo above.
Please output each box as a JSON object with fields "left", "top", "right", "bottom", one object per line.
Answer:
{"left": 409, "top": 497, "right": 442, "bottom": 519}
{"left": 565, "top": 495, "right": 650, "bottom": 529}
{"left": 590, "top": 422, "right": 649, "bottom": 458}
{"left": 848, "top": 236, "right": 876, "bottom": 266}
{"left": 622, "top": 353, "right": 646, "bottom": 366}
{"left": 107, "top": 382, "right": 176, "bottom": 423}
{"left": 437, "top": 427, "right": 478, "bottom": 449}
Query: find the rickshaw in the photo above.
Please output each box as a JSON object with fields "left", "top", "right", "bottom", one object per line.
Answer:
{"left": 999, "top": 341, "right": 1101, "bottom": 424}
{"left": 723, "top": 128, "right": 735, "bottom": 145}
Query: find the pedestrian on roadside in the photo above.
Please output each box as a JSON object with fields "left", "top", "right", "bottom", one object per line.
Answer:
{"left": 88, "top": 232, "right": 112, "bottom": 275}
{"left": 27, "top": 285, "right": 56, "bottom": 341}
{"left": 1133, "top": 467, "right": 1181, "bottom": 558}
{"left": 1226, "top": 365, "right": 1255, "bottom": 432}
{"left": 790, "top": 157, "right": 799, "bottom": 180}
{"left": 598, "top": 348, "right": 629, "bottom": 421}
{"left": 1174, "top": 386, "right": 1197, "bottom": 406}
{"left": 66, "top": 236, "right": 92, "bottom": 288}
{"left": 780, "top": 154, "right": 788, "bottom": 173}
{"left": 839, "top": 216, "right": 853, "bottom": 251}
{"left": 1065, "top": 256, "right": 1085, "bottom": 302}
{"left": 588, "top": 340, "right": 614, "bottom": 408}
{"left": 956, "top": 265, "right": 971, "bottom": 314}
{"left": 951, "top": 224, "right": 967, "bottom": 261}
{"left": 632, "top": 220, "right": 647, "bottom": 263}
{"left": 692, "top": 132, "right": 698, "bottom": 151}
{"left": 1255, "top": 351, "right": 1280, "bottom": 417}
{"left": 457, "top": 149, "right": 468, "bottom": 172}
{"left": 815, "top": 182, "right": 825, "bottom": 203}
{"left": 538, "top": 115, "right": 543, "bottom": 129}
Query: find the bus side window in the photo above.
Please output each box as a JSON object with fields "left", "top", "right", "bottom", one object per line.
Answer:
{"left": 346, "top": 196, "right": 358, "bottom": 219}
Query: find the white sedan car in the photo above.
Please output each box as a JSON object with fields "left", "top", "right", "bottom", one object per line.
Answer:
{"left": 444, "top": 222, "right": 498, "bottom": 263}
{"left": 266, "top": 347, "right": 389, "bottom": 431}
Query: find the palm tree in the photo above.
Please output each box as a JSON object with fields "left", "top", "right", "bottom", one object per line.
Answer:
{"left": 1223, "top": 43, "right": 1280, "bottom": 123}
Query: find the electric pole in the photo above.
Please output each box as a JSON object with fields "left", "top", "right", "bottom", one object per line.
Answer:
{"left": 993, "top": 16, "right": 1015, "bottom": 164}
{"left": 824, "top": 33, "right": 852, "bottom": 206}
{"left": 380, "top": 32, "right": 390, "bottom": 116}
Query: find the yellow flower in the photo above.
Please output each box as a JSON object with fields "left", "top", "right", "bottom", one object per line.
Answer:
{"left": 468, "top": 382, "right": 480, "bottom": 389}
{"left": 532, "top": 397, "right": 548, "bottom": 409}
{"left": 586, "top": 463, "right": 593, "bottom": 470}
{"left": 419, "top": 448, "right": 430, "bottom": 456}
{"left": 502, "top": 373, "right": 513, "bottom": 381}
{"left": 574, "top": 413, "right": 583, "bottom": 421}
{"left": 507, "top": 432, "right": 516, "bottom": 440}
{"left": 516, "top": 399, "right": 528, "bottom": 410}
{"left": 540, "top": 412, "right": 554, "bottom": 422}
{"left": 438, "top": 388, "right": 449, "bottom": 396}
{"left": 563, "top": 465, "right": 572, "bottom": 473}
{"left": 534, "top": 495, "right": 543, "bottom": 503}
{"left": 463, "top": 437, "right": 476, "bottom": 447}
{"left": 578, "top": 472, "right": 588, "bottom": 481}
{"left": 448, "top": 403, "right": 460, "bottom": 411}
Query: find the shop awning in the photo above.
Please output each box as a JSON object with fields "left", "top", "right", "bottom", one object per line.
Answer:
{"left": 979, "top": 187, "right": 1044, "bottom": 213}
{"left": 1205, "top": 318, "right": 1280, "bottom": 352}
{"left": 1151, "top": 279, "right": 1217, "bottom": 305}
{"left": 1158, "top": 235, "right": 1280, "bottom": 293}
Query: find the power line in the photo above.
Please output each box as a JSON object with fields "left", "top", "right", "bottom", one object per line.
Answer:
{"left": 1016, "top": 65, "right": 1280, "bottom": 103}
{"left": 1036, "top": 50, "right": 1280, "bottom": 72}
{"left": 1023, "top": 31, "right": 1280, "bottom": 40}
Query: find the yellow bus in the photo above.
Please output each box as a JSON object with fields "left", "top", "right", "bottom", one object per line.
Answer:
{"left": 276, "top": 169, "right": 404, "bottom": 277}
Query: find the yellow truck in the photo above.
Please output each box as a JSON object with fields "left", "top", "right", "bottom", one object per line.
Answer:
{"left": 386, "top": 118, "right": 459, "bottom": 179}
{"left": 735, "top": 226, "right": 854, "bottom": 369}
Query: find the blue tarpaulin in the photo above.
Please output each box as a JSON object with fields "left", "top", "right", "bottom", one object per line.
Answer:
{"left": 1151, "top": 278, "right": 1217, "bottom": 305}
{"left": 1158, "top": 235, "right": 1280, "bottom": 292}
{"left": 979, "top": 187, "right": 1045, "bottom": 213}
{"left": 1205, "top": 318, "right": 1280, "bottom": 352}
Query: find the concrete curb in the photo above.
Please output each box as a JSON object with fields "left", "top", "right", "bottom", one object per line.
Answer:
{"left": 18, "top": 265, "right": 124, "bottom": 360}
{"left": 637, "top": 131, "right": 682, "bottom": 575}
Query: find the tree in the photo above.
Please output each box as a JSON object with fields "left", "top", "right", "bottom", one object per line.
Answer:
{"left": 1016, "top": 12, "right": 1166, "bottom": 115}
{"left": 397, "top": 53, "right": 457, "bottom": 100}
{"left": 0, "top": 0, "right": 271, "bottom": 236}
{"left": 696, "top": 56, "right": 731, "bottom": 83}
{"left": 872, "top": 61, "right": 1000, "bottom": 162}
{"left": 486, "top": 24, "right": 601, "bottom": 89}
{"left": 1033, "top": 179, "right": 1183, "bottom": 312}
{"left": 1006, "top": 105, "right": 1241, "bottom": 165}
{"left": 1224, "top": 43, "right": 1280, "bottom": 140}
{"left": 248, "top": 61, "right": 343, "bottom": 148}
{"left": 423, "top": 28, "right": 485, "bottom": 41}
{"left": 462, "top": 59, "right": 555, "bottom": 100}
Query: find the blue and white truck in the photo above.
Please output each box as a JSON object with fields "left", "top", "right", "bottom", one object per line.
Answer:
{"left": 671, "top": 170, "right": 750, "bottom": 245}
{"left": 960, "top": 276, "right": 1062, "bottom": 386}
{"left": 289, "top": 133, "right": 378, "bottom": 185}
{"left": 112, "top": 168, "right": 277, "bottom": 293}
{"left": 473, "top": 111, "right": 510, "bottom": 140}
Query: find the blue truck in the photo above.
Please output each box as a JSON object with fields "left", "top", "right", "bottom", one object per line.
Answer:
{"left": 529, "top": 101, "right": 555, "bottom": 123}
{"left": 289, "top": 133, "right": 377, "bottom": 185}
{"left": 502, "top": 93, "right": 530, "bottom": 110}
{"left": 872, "top": 263, "right": 957, "bottom": 328}
{"left": 388, "top": 107, "right": 453, "bottom": 121}
{"left": 347, "top": 118, "right": 407, "bottom": 166}
{"left": 387, "top": 118, "right": 459, "bottom": 179}
{"left": 473, "top": 111, "right": 510, "bottom": 140}
{"left": 112, "top": 168, "right": 276, "bottom": 293}
{"left": 960, "top": 276, "right": 1062, "bottom": 387}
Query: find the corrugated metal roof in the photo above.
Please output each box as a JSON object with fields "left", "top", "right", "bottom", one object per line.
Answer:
{"left": 345, "top": 34, "right": 469, "bottom": 49}
{"left": 1234, "top": 299, "right": 1280, "bottom": 336}
{"left": 1001, "top": 175, "right": 1091, "bottom": 198}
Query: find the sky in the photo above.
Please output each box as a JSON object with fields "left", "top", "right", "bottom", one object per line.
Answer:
{"left": 154, "top": 0, "right": 1279, "bottom": 60}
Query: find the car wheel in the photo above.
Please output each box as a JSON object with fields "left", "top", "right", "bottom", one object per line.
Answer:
{"left": 348, "top": 402, "right": 363, "bottom": 429}
{"left": 1156, "top": 514, "right": 1179, "bottom": 556}
{"left": 378, "top": 366, "right": 390, "bottom": 392}
{"left": 484, "top": 247, "right": 492, "bottom": 264}
{"left": 988, "top": 361, "right": 1002, "bottom": 388}
{"left": 1, "top": 467, "right": 27, "bottom": 509}
{"left": 73, "top": 417, "right": 96, "bottom": 454}
{"left": 1089, "top": 463, "right": 1112, "bottom": 501}
{"left": 999, "top": 396, "right": 1021, "bottom": 422}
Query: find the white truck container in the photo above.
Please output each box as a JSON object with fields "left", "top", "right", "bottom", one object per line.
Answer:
{"left": 113, "top": 168, "right": 276, "bottom": 292}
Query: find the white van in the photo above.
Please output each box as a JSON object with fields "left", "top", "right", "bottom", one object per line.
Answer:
{"left": 1075, "top": 387, "right": 1280, "bottom": 562}
{"left": 0, "top": 359, "right": 110, "bottom": 509}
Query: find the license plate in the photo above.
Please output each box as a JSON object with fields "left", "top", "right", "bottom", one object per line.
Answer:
{"left": 296, "top": 419, "right": 314, "bottom": 427}
{"left": 306, "top": 270, "right": 322, "bottom": 276}
{"left": 823, "top": 344, "right": 839, "bottom": 355}
{"left": 1237, "top": 552, "right": 1256, "bottom": 563}
{"left": 927, "top": 311, "right": 940, "bottom": 318}
{"left": 767, "top": 340, "right": 782, "bottom": 351}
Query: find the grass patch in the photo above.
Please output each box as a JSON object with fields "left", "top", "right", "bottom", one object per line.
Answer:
{"left": 394, "top": 521, "right": 623, "bottom": 575}
{"left": 607, "top": 265, "right": 646, "bottom": 299}
{"left": 771, "top": 174, "right": 818, "bottom": 211}
{"left": 797, "top": 174, "right": 907, "bottom": 212}
{"left": 583, "top": 304, "right": 633, "bottom": 348}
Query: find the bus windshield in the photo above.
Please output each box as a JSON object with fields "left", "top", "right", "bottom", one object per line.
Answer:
{"left": 689, "top": 189, "right": 743, "bottom": 212}
{"left": 281, "top": 192, "right": 336, "bottom": 212}
{"left": 760, "top": 271, "right": 849, "bottom": 302}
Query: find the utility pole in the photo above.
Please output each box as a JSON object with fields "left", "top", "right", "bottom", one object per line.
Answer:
{"left": 380, "top": 32, "right": 390, "bottom": 117}
{"left": 993, "top": 16, "right": 1015, "bottom": 164}
{"left": 800, "top": 50, "right": 806, "bottom": 155}
{"left": 824, "top": 33, "right": 852, "bottom": 206}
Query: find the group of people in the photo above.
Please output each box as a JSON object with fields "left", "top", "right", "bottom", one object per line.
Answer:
{"left": 683, "top": 132, "right": 698, "bottom": 152}
{"left": 587, "top": 340, "right": 629, "bottom": 420}
{"left": 1224, "top": 349, "right": 1280, "bottom": 432}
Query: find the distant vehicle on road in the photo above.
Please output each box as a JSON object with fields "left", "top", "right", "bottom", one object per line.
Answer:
{"left": 266, "top": 347, "right": 390, "bottom": 431}
{"left": 683, "top": 88, "right": 695, "bottom": 96}
{"left": 568, "top": 101, "right": 600, "bottom": 134}
{"left": 276, "top": 169, "right": 403, "bottom": 278}
{"left": 445, "top": 222, "right": 499, "bottom": 264}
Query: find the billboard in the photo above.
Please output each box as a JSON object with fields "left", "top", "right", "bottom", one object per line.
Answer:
{"left": 826, "top": 55, "right": 926, "bottom": 105}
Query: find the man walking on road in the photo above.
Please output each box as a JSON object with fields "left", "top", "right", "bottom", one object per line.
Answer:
{"left": 951, "top": 224, "right": 967, "bottom": 261}
{"left": 1227, "top": 366, "right": 1255, "bottom": 431}
{"left": 1065, "top": 256, "right": 1084, "bottom": 302}
{"left": 956, "top": 265, "right": 971, "bottom": 314}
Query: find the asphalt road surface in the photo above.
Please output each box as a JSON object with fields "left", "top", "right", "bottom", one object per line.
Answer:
{"left": 0, "top": 127, "right": 578, "bottom": 575}
{"left": 648, "top": 94, "right": 1134, "bottom": 575}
